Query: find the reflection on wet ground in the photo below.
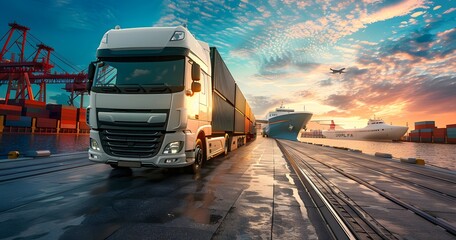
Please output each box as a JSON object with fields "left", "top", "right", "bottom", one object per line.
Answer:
{"left": 0, "top": 137, "right": 328, "bottom": 239}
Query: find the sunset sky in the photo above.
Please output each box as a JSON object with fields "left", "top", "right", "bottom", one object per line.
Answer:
{"left": 1, "top": 0, "right": 455, "bottom": 129}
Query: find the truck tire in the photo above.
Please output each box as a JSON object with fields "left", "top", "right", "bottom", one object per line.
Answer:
{"left": 189, "top": 138, "right": 204, "bottom": 174}
{"left": 224, "top": 134, "right": 230, "bottom": 155}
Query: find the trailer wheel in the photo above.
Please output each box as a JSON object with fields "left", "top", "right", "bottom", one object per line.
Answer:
{"left": 224, "top": 134, "right": 230, "bottom": 155}
{"left": 190, "top": 138, "right": 204, "bottom": 174}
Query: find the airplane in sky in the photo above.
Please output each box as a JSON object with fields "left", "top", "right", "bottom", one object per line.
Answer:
{"left": 330, "top": 68, "right": 346, "bottom": 74}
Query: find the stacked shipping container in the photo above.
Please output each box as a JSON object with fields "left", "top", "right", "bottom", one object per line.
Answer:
{"left": 447, "top": 124, "right": 456, "bottom": 144}
{"left": 210, "top": 47, "right": 255, "bottom": 139}
{"left": 408, "top": 121, "right": 456, "bottom": 144}
{"left": 0, "top": 99, "right": 88, "bottom": 134}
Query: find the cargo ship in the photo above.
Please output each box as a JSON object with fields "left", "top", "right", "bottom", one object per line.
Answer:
{"left": 322, "top": 119, "right": 408, "bottom": 141}
{"left": 262, "top": 105, "right": 313, "bottom": 141}
{"left": 0, "top": 99, "right": 89, "bottom": 134}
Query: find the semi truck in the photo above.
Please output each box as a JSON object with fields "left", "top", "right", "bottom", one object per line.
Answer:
{"left": 86, "top": 26, "right": 256, "bottom": 173}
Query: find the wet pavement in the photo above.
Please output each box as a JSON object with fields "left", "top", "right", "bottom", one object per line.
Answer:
{"left": 0, "top": 137, "right": 330, "bottom": 239}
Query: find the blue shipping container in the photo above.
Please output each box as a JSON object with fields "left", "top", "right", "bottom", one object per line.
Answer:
{"left": 447, "top": 128, "right": 456, "bottom": 138}
{"left": 411, "top": 130, "right": 420, "bottom": 133}
{"left": 421, "top": 137, "right": 432, "bottom": 143}
{"left": 433, "top": 138, "right": 445, "bottom": 143}
{"left": 411, "top": 137, "right": 420, "bottom": 142}
{"left": 5, "top": 116, "right": 32, "bottom": 127}
{"left": 415, "top": 121, "right": 435, "bottom": 125}
{"left": 420, "top": 128, "right": 434, "bottom": 133}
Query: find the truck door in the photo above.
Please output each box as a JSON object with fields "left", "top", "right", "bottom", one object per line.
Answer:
{"left": 198, "top": 72, "right": 209, "bottom": 122}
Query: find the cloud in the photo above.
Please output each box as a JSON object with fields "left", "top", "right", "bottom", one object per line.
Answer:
{"left": 362, "top": 0, "right": 427, "bottom": 24}
{"left": 320, "top": 79, "right": 333, "bottom": 87}
{"left": 443, "top": 8, "right": 456, "bottom": 14}
{"left": 411, "top": 11, "right": 426, "bottom": 18}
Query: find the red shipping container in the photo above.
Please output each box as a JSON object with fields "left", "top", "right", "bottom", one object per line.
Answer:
{"left": 447, "top": 124, "right": 456, "bottom": 129}
{"left": 6, "top": 114, "right": 21, "bottom": 121}
{"left": 77, "top": 108, "right": 87, "bottom": 122}
{"left": 36, "top": 118, "right": 58, "bottom": 128}
{"left": 415, "top": 124, "right": 435, "bottom": 130}
{"left": 447, "top": 138, "right": 456, "bottom": 144}
{"left": 420, "top": 132, "right": 432, "bottom": 138}
{"left": 433, "top": 128, "right": 447, "bottom": 138}
{"left": 79, "top": 121, "right": 91, "bottom": 130}
{"left": 0, "top": 104, "right": 22, "bottom": 115}
{"left": 8, "top": 99, "right": 46, "bottom": 107}
{"left": 60, "top": 121, "right": 77, "bottom": 129}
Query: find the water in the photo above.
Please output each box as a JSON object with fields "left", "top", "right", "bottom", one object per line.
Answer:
{"left": 0, "top": 133, "right": 89, "bottom": 157}
{"left": 299, "top": 137, "right": 456, "bottom": 171}
{"left": 1, "top": 134, "right": 454, "bottom": 172}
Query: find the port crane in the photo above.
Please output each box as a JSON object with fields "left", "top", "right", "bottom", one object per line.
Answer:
{"left": 0, "top": 22, "right": 88, "bottom": 108}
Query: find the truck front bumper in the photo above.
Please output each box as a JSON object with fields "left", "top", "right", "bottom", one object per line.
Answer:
{"left": 88, "top": 130, "right": 195, "bottom": 168}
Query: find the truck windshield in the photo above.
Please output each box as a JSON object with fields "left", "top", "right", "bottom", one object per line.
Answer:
{"left": 92, "top": 57, "right": 185, "bottom": 93}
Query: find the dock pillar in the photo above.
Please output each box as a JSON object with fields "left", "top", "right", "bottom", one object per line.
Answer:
{"left": 0, "top": 115, "right": 4, "bottom": 133}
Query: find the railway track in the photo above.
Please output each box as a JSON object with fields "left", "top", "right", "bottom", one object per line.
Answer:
{"left": 0, "top": 153, "right": 94, "bottom": 182}
{"left": 277, "top": 139, "right": 456, "bottom": 239}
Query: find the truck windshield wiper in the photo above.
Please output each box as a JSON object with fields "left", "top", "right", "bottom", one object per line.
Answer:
{"left": 145, "top": 84, "right": 173, "bottom": 93}
{"left": 99, "top": 85, "right": 121, "bottom": 93}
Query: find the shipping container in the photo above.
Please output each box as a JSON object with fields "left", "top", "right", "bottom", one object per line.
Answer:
{"left": 411, "top": 137, "right": 420, "bottom": 142}
{"left": 5, "top": 116, "right": 32, "bottom": 127}
{"left": 433, "top": 128, "right": 447, "bottom": 138}
{"left": 410, "top": 129, "right": 420, "bottom": 133}
{"left": 77, "top": 108, "right": 87, "bottom": 122}
{"left": 212, "top": 93, "right": 234, "bottom": 133}
{"left": 210, "top": 47, "right": 236, "bottom": 105}
{"left": 433, "top": 138, "right": 445, "bottom": 143}
{"left": 415, "top": 121, "right": 435, "bottom": 125}
{"left": 36, "top": 118, "right": 58, "bottom": 128}
{"left": 234, "top": 109, "right": 245, "bottom": 134}
{"left": 447, "top": 138, "right": 456, "bottom": 144}
{"left": 447, "top": 124, "right": 456, "bottom": 129}
{"left": 60, "top": 121, "right": 77, "bottom": 129}
{"left": 447, "top": 128, "right": 456, "bottom": 138}
{"left": 415, "top": 121, "right": 435, "bottom": 130}
{"left": 22, "top": 107, "right": 50, "bottom": 118}
{"left": 235, "top": 84, "right": 246, "bottom": 114}
{"left": 0, "top": 104, "right": 22, "bottom": 115}
{"left": 78, "top": 121, "right": 91, "bottom": 130}
{"left": 7, "top": 99, "right": 46, "bottom": 107}
{"left": 421, "top": 137, "right": 432, "bottom": 143}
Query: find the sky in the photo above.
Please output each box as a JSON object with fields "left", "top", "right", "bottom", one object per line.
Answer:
{"left": 1, "top": 0, "right": 456, "bottom": 130}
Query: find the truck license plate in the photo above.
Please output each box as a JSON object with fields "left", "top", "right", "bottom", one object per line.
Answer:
{"left": 117, "top": 161, "right": 141, "bottom": 168}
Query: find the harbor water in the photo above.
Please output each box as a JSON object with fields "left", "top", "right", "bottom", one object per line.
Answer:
{"left": 1, "top": 134, "right": 454, "bottom": 172}
{"left": 299, "top": 137, "right": 456, "bottom": 171}
{"left": 0, "top": 133, "right": 89, "bottom": 157}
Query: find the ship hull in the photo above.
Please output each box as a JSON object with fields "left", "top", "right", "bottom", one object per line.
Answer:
{"left": 264, "top": 112, "right": 312, "bottom": 141}
{"left": 322, "top": 125, "right": 408, "bottom": 141}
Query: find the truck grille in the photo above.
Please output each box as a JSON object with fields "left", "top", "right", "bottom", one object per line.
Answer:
{"left": 100, "top": 129, "right": 164, "bottom": 158}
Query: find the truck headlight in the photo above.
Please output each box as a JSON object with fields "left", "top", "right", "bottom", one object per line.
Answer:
{"left": 90, "top": 138, "right": 101, "bottom": 151}
{"left": 163, "top": 141, "right": 183, "bottom": 154}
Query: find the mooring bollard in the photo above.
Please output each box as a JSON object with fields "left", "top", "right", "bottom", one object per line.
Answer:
{"left": 375, "top": 152, "right": 393, "bottom": 158}
{"left": 25, "top": 150, "right": 51, "bottom": 157}
{"left": 8, "top": 151, "right": 20, "bottom": 159}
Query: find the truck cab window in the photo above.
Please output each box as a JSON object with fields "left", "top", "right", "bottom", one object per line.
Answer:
{"left": 92, "top": 57, "right": 185, "bottom": 93}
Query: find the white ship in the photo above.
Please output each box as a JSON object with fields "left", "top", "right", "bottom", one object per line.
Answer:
{"left": 322, "top": 119, "right": 408, "bottom": 141}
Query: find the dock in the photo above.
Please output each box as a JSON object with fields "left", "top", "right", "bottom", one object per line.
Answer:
{"left": 1, "top": 137, "right": 455, "bottom": 239}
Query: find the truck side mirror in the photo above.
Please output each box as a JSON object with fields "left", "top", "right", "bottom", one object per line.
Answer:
{"left": 191, "top": 81, "right": 201, "bottom": 93}
{"left": 87, "top": 61, "right": 96, "bottom": 92}
{"left": 192, "top": 63, "right": 201, "bottom": 81}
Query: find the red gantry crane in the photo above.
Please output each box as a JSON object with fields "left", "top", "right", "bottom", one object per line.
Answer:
{"left": 0, "top": 22, "right": 88, "bottom": 108}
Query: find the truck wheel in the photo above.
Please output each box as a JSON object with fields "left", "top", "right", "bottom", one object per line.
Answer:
{"left": 224, "top": 134, "right": 230, "bottom": 155}
{"left": 190, "top": 139, "right": 204, "bottom": 174}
